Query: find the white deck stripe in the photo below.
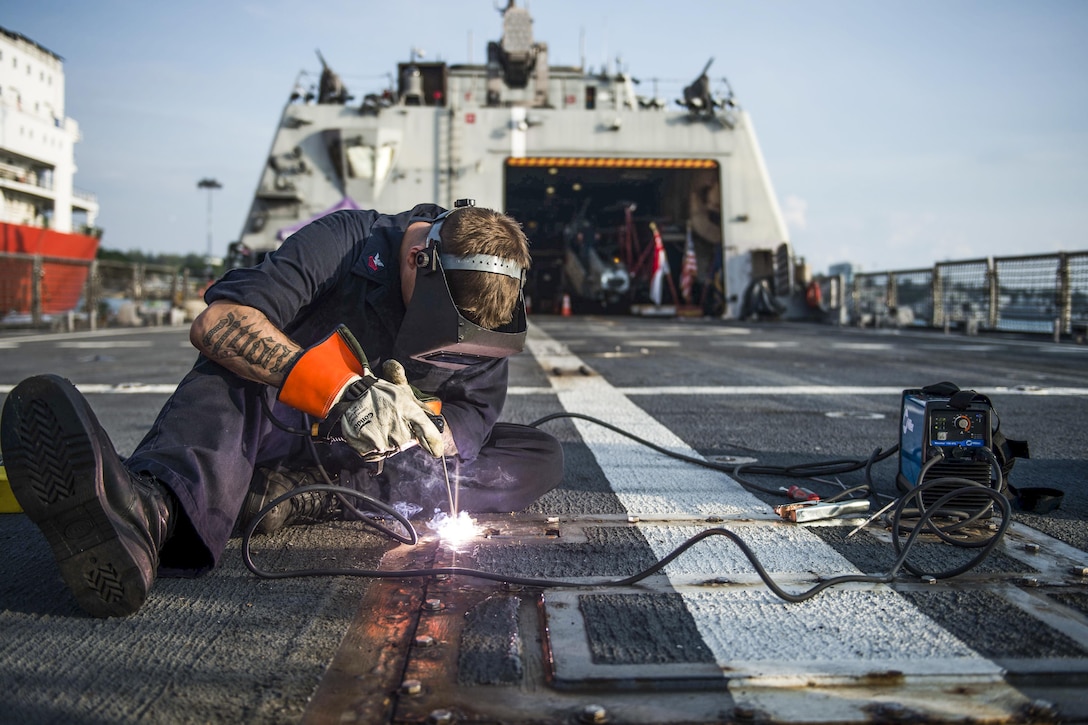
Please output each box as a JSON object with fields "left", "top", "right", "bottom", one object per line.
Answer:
{"left": 525, "top": 324, "right": 1008, "bottom": 685}
{"left": 525, "top": 327, "right": 766, "bottom": 518}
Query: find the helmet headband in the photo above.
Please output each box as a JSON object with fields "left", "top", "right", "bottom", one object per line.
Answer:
{"left": 394, "top": 208, "right": 528, "bottom": 369}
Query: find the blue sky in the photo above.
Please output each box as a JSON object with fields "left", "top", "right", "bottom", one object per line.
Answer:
{"left": 6, "top": 0, "right": 1087, "bottom": 273}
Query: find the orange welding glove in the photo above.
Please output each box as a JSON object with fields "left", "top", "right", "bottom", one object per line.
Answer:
{"left": 278, "top": 325, "right": 371, "bottom": 419}
{"left": 280, "top": 326, "right": 444, "bottom": 460}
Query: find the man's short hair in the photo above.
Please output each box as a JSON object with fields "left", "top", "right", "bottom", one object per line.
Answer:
{"left": 440, "top": 207, "right": 530, "bottom": 330}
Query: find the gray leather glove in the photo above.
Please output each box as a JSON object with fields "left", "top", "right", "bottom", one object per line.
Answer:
{"left": 338, "top": 359, "right": 445, "bottom": 461}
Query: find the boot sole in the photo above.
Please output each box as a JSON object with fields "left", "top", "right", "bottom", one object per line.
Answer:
{"left": 1, "top": 375, "right": 150, "bottom": 617}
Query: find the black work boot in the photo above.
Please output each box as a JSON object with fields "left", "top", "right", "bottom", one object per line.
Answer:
{"left": 241, "top": 467, "right": 342, "bottom": 535}
{"left": 0, "top": 374, "right": 175, "bottom": 618}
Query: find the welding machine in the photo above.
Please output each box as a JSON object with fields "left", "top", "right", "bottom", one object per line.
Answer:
{"left": 897, "top": 383, "right": 1003, "bottom": 512}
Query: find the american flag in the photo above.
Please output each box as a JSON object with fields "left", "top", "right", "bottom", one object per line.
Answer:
{"left": 679, "top": 223, "right": 697, "bottom": 304}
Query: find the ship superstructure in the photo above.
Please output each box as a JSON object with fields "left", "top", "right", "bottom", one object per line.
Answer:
{"left": 0, "top": 25, "right": 101, "bottom": 322}
{"left": 236, "top": 2, "right": 793, "bottom": 318}
{"left": 0, "top": 26, "right": 97, "bottom": 236}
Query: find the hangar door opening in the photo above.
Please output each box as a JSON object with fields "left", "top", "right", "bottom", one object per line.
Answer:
{"left": 504, "top": 158, "right": 723, "bottom": 315}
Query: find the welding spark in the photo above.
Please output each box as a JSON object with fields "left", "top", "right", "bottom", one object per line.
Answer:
{"left": 428, "top": 510, "right": 480, "bottom": 545}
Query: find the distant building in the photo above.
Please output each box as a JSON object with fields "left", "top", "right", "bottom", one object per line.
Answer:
{"left": 828, "top": 262, "right": 854, "bottom": 286}
{"left": 0, "top": 25, "right": 98, "bottom": 234}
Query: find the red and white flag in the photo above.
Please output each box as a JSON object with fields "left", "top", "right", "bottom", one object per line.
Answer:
{"left": 680, "top": 223, "right": 697, "bottom": 304}
{"left": 649, "top": 223, "right": 670, "bottom": 305}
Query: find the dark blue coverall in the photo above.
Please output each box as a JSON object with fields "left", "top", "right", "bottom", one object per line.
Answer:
{"left": 125, "top": 205, "right": 564, "bottom": 572}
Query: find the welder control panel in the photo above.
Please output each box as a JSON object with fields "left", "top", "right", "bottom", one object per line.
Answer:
{"left": 928, "top": 408, "right": 990, "bottom": 449}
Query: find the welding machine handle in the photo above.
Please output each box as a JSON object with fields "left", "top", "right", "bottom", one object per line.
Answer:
{"left": 921, "top": 381, "right": 992, "bottom": 411}
{"left": 921, "top": 381, "right": 961, "bottom": 397}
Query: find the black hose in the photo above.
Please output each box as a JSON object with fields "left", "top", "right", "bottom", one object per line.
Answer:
{"left": 891, "top": 482, "right": 1010, "bottom": 579}
{"left": 256, "top": 392, "right": 424, "bottom": 544}
{"left": 528, "top": 411, "right": 896, "bottom": 500}
{"left": 242, "top": 475, "right": 1010, "bottom": 603}
{"left": 242, "top": 484, "right": 418, "bottom": 549}
{"left": 529, "top": 412, "right": 902, "bottom": 478}
{"left": 242, "top": 410, "right": 1010, "bottom": 603}
{"left": 242, "top": 518, "right": 892, "bottom": 602}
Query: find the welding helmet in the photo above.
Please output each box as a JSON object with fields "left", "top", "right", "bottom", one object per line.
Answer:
{"left": 394, "top": 201, "right": 528, "bottom": 369}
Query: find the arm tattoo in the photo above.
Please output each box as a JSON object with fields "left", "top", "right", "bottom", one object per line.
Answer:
{"left": 202, "top": 310, "right": 296, "bottom": 373}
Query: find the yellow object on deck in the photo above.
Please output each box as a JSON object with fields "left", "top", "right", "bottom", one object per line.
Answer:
{"left": 0, "top": 465, "right": 23, "bottom": 513}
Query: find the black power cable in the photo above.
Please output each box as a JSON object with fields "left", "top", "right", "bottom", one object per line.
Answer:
{"left": 242, "top": 475, "right": 1010, "bottom": 601}
{"left": 529, "top": 412, "right": 899, "bottom": 478}
{"left": 527, "top": 411, "right": 898, "bottom": 501}
{"left": 242, "top": 412, "right": 1012, "bottom": 601}
{"left": 890, "top": 448, "right": 1011, "bottom": 578}
{"left": 258, "top": 391, "right": 419, "bottom": 543}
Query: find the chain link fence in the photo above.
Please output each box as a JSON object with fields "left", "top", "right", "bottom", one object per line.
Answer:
{"left": 846, "top": 251, "right": 1088, "bottom": 340}
{"left": 0, "top": 252, "right": 210, "bottom": 330}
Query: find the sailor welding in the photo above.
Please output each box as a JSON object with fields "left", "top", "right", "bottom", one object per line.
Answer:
{"left": 1, "top": 199, "right": 564, "bottom": 617}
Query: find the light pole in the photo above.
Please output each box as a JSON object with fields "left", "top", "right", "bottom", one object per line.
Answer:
{"left": 197, "top": 177, "right": 222, "bottom": 261}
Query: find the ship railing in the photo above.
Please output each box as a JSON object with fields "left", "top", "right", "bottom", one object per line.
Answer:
{"left": 73, "top": 188, "right": 98, "bottom": 204}
{"left": 0, "top": 253, "right": 209, "bottom": 331}
{"left": 840, "top": 250, "right": 1088, "bottom": 341}
{"left": 5, "top": 249, "right": 1086, "bottom": 339}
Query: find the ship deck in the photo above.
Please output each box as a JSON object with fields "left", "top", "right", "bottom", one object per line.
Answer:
{"left": 1, "top": 317, "right": 1086, "bottom": 724}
